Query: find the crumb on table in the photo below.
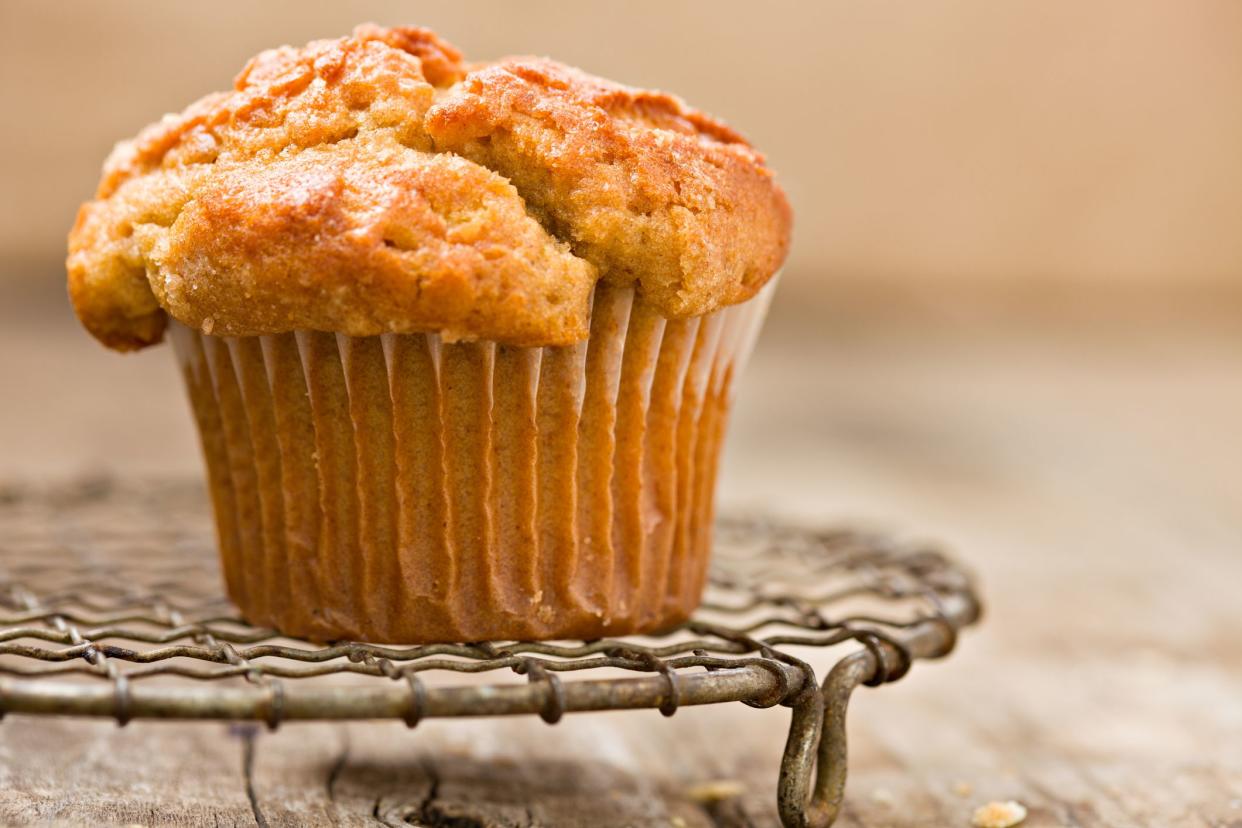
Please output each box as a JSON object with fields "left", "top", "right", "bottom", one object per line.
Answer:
{"left": 971, "top": 800, "right": 1028, "bottom": 828}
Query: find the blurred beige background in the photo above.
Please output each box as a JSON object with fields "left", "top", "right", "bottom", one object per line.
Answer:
{"left": 3, "top": 0, "right": 1241, "bottom": 318}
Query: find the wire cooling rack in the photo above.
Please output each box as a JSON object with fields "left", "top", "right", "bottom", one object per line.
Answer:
{"left": 0, "top": 478, "right": 979, "bottom": 828}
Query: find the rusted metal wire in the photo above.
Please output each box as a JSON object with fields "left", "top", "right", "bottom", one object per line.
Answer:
{"left": 0, "top": 478, "right": 981, "bottom": 827}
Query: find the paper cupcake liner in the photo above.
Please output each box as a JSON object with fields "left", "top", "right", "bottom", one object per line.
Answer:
{"left": 169, "top": 279, "right": 775, "bottom": 643}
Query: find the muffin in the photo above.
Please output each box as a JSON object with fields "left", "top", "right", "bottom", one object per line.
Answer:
{"left": 66, "top": 25, "right": 791, "bottom": 643}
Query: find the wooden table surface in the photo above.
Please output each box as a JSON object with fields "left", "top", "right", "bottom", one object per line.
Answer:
{"left": 1, "top": 285, "right": 1239, "bottom": 827}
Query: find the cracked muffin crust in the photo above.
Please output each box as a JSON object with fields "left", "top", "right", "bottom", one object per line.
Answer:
{"left": 67, "top": 25, "right": 791, "bottom": 351}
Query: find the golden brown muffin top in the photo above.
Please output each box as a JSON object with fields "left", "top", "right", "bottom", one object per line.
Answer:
{"left": 67, "top": 25, "right": 791, "bottom": 350}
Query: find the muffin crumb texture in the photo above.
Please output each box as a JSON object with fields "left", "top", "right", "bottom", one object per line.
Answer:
{"left": 971, "top": 800, "right": 1028, "bottom": 828}
{"left": 67, "top": 25, "right": 791, "bottom": 350}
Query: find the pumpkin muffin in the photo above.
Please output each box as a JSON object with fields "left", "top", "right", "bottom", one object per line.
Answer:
{"left": 67, "top": 25, "right": 791, "bottom": 643}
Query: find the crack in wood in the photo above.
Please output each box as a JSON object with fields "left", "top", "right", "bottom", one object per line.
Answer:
{"left": 325, "top": 727, "right": 352, "bottom": 804}
{"left": 413, "top": 762, "right": 466, "bottom": 827}
{"left": 236, "top": 726, "right": 269, "bottom": 828}
{"left": 407, "top": 759, "right": 539, "bottom": 827}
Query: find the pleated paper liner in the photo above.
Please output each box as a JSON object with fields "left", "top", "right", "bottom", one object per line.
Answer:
{"left": 170, "top": 279, "right": 775, "bottom": 643}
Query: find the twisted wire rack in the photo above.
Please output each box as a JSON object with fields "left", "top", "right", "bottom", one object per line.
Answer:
{"left": 0, "top": 478, "right": 980, "bottom": 828}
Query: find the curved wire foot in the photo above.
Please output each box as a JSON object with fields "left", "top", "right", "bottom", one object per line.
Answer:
{"left": 776, "top": 606, "right": 971, "bottom": 827}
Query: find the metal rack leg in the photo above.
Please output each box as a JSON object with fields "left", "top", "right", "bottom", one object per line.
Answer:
{"left": 777, "top": 607, "right": 970, "bottom": 827}
{"left": 777, "top": 652, "right": 870, "bottom": 828}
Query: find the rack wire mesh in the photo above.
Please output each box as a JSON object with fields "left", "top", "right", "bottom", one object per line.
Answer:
{"left": 0, "top": 478, "right": 980, "bottom": 827}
